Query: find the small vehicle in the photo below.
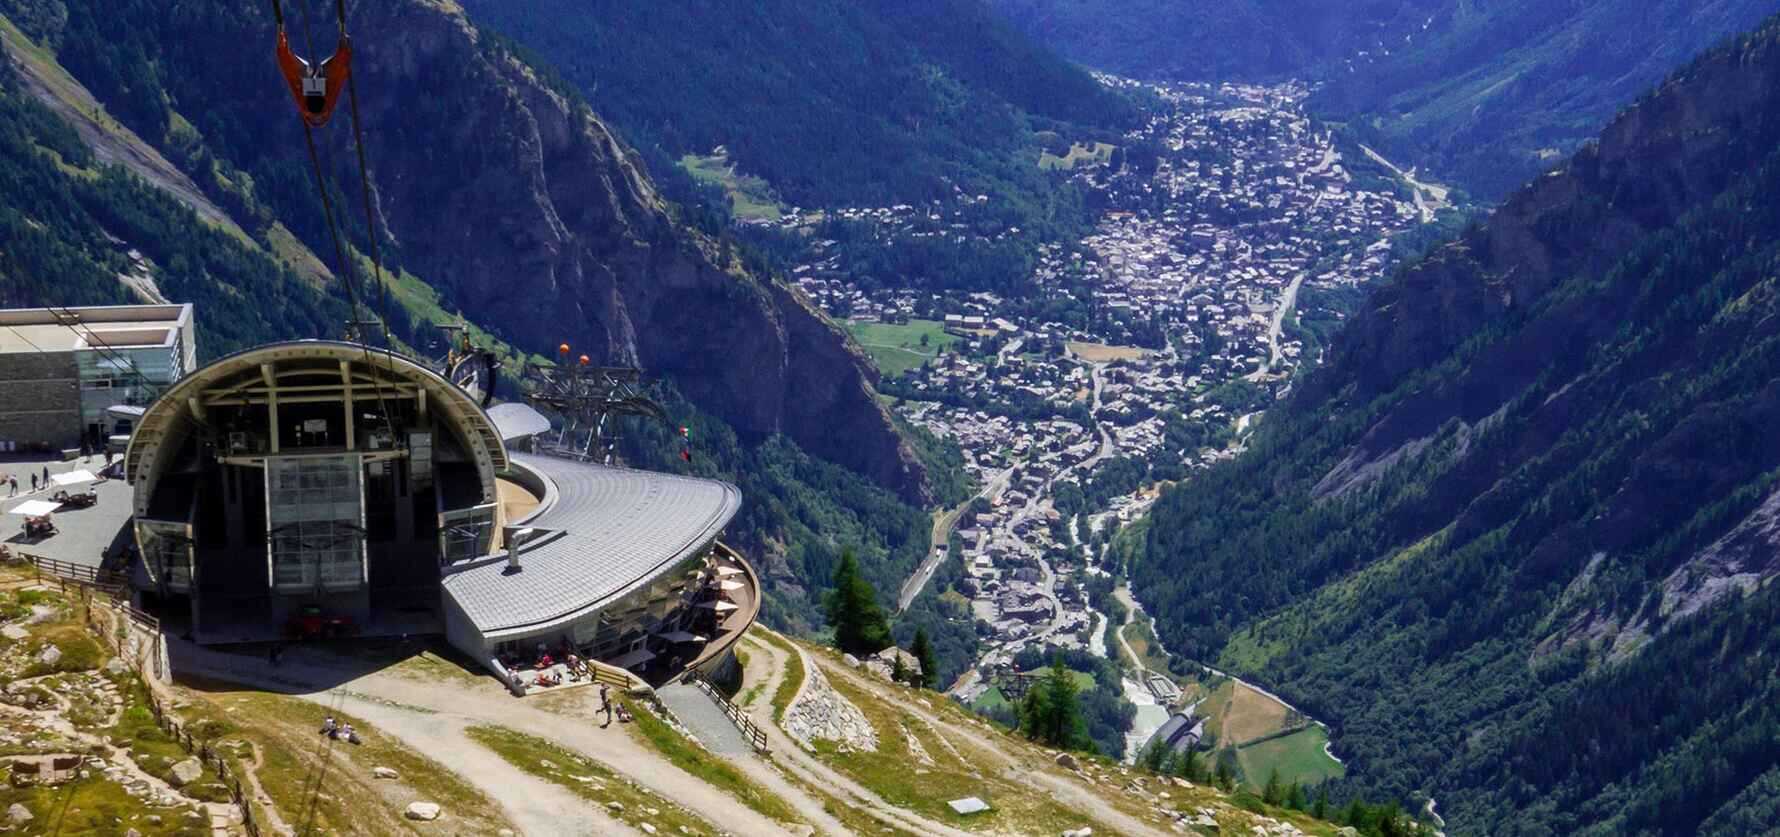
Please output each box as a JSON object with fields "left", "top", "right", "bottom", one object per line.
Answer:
{"left": 50, "top": 489, "right": 97, "bottom": 508}
{"left": 22, "top": 515, "right": 55, "bottom": 539}
{"left": 287, "top": 604, "right": 354, "bottom": 640}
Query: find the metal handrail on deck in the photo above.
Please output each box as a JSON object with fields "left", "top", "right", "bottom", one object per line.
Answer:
{"left": 687, "top": 671, "right": 770, "bottom": 755}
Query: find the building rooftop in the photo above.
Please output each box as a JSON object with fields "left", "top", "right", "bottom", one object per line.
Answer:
{"left": 442, "top": 452, "right": 741, "bottom": 639}
{"left": 0, "top": 305, "right": 192, "bottom": 354}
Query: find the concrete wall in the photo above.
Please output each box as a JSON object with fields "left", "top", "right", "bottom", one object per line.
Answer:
{"left": 0, "top": 351, "right": 80, "bottom": 450}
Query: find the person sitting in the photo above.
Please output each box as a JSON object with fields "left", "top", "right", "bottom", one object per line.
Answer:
{"left": 614, "top": 704, "right": 634, "bottom": 723}
{"left": 535, "top": 653, "right": 555, "bottom": 670}
{"left": 535, "top": 671, "right": 560, "bottom": 687}
{"left": 341, "top": 723, "right": 360, "bottom": 744}
{"left": 320, "top": 717, "right": 337, "bottom": 737}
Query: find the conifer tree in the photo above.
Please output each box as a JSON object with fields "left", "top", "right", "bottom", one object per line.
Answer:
{"left": 826, "top": 549, "right": 891, "bottom": 655}
{"left": 911, "top": 626, "right": 939, "bottom": 689}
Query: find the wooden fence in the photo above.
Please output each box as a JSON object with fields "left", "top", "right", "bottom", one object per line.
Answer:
{"left": 687, "top": 671, "right": 770, "bottom": 755}
{"left": 140, "top": 681, "right": 263, "bottom": 837}
{"left": 4, "top": 551, "right": 255, "bottom": 832}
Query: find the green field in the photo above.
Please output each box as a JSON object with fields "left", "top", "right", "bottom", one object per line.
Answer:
{"left": 679, "top": 152, "right": 783, "bottom": 221}
{"left": 1040, "top": 141, "right": 1116, "bottom": 171}
{"left": 1236, "top": 726, "right": 1345, "bottom": 790}
{"left": 971, "top": 686, "right": 1013, "bottom": 714}
{"left": 844, "top": 319, "right": 959, "bottom": 378}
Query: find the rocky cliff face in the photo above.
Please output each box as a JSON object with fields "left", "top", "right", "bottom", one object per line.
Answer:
{"left": 0, "top": 0, "right": 926, "bottom": 503}
{"left": 328, "top": 2, "right": 926, "bottom": 502}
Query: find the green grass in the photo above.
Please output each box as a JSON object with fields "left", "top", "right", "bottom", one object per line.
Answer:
{"left": 467, "top": 724, "right": 716, "bottom": 835}
{"left": 679, "top": 152, "right": 783, "bottom": 221}
{"left": 622, "top": 697, "right": 799, "bottom": 824}
{"left": 1039, "top": 141, "right": 1116, "bottom": 171}
{"left": 1236, "top": 726, "right": 1344, "bottom": 790}
{"left": 971, "top": 686, "right": 1013, "bottom": 714}
{"left": 843, "top": 319, "right": 960, "bottom": 378}
{"left": 0, "top": 776, "right": 209, "bottom": 837}
{"left": 760, "top": 633, "right": 806, "bottom": 723}
{"left": 109, "top": 680, "right": 231, "bottom": 803}
{"left": 817, "top": 666, "right": 1092, "bottom": 834}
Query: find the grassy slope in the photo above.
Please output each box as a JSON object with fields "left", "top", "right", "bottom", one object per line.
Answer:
{"left": 844, "top": 318, "right": 960, "bottom": 378}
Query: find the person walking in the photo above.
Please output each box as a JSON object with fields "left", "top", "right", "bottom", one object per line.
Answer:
{"left": 599, "top": 683, "right": 613, "bottom": 728}
{"left": 28, "top": 473, "right": 36, "bottom": 493}
{"left": 8, "top": 476, "right": 17, "bottom": 497}
{"left": 40, "top": 465, "right": 49, "bottom": 487}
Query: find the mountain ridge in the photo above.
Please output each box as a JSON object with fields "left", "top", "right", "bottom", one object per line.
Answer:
{"left": 1128, "top": 12, "right": 1780, "bottom": 832}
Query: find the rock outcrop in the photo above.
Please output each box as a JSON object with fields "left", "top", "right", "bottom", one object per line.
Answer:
{"left": 783, "top": 664, "right": 877, "bottom": 752}
{"left": 314, "top": 3, "right": 928, "bottom": 502}
{"left": 27, "top": 0, "right": 928, "bottom": 503}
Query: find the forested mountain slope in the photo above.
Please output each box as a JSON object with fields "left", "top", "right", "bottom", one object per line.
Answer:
{"left": 459, "top": 0, "right": 1136, "bottom": 229}
{"left": 1128, "top": 15, "right": 1780, "bottom": 834}
{"left": 989, "top": 0, "right": 1778, "bottom": 202}
{"left": 1314, "top": 0, "right": 1780, "bottom": 200}
{"left": 0, "top": 0, "right": 977, "bottom": 673}
{"left": 987, "top": 0, "right": 1434, "bottom": 82}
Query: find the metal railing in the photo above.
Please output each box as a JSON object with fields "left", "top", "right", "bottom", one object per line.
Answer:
{"left": 12, "top": 551, "right": 128, "bottom": 595}
{"left": 687, "top": 671, "right": 770, "bottom": 755}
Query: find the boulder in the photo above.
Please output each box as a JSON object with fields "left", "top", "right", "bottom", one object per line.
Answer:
{"left": 404, "top": 802, "right": 442, "bottom": 821}
{"left": 167, "top": 758, "right": 203, "bottom": 787}
{"left": 7, "top": 803, "right": 32, "bottom": 824}
{"left": 1055, "top": 752, "right": 1080, "bottom": 771}
{"left": 1062, "top": 829, "right": 1094, "bottom": 837}
{"left": 372, "top": 766, "right": 399, "bottom": 779}
{"left": 37, "top": 644, "right": 61, "bottom": 667}
{"left": 841, "top": 653, "right": 861, "bottom": 668}
{"left": 640, "top": 825, "right": 658, "bottom": 835}
{"left": 106, "top": 658, "right": 129, "bottom": 675}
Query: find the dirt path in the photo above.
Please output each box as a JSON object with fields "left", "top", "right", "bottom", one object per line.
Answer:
{"left": 321, "top": 691, "right": 633, "bottom": 837}
{"left": 741, "top": 633, "right": 974, "bottom": 837}
{"left": 811, "top": 649, "right": 1172, "bottom": 837}
{"left": 171, "top": 643, "right": 793, "bottom": 837}
{"left": 233, "top": 741, "right": 296, "bottom": 836}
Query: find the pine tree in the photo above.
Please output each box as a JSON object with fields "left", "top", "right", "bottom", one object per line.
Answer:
{"left": 1312, "top": 785, "right": 1329, "bottom": 820}
{"left": 1214, "top": 755, "right": 1235, "bottom": 791}
{"left": 891, "top": 653, "right": 908, "bottom": 684}
{"left": 910, "top": 626, "right": 939, "bottom": 689}
{"left": 1263, "top": 768, "right": 1284, "bottom": 805}
{"left": 1286, "top": 781, "right": 1306, "bottom": 811}
{"left": 825, "top": 549, "right": 892, "bottom": 655}
{"left": 1021, "top": 656, "right": 1088, "bottom": 750}
{"left": 1177, "top": 747, "right": 1202, "bottom": 783}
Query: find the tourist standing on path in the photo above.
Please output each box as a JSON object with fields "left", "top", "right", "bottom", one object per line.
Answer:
{"left": 600, "top": 683, "right": 613, "bottom": 727}
{"left": 28, "top": 473, "right": 36, "bottom": 493}
{"left": 8, "top": 475, "right": 17, "bottom": 496}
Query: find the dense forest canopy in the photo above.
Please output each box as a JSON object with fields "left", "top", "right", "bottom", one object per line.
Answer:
{"left": 460, "top": 0, "right": 1137, "bottom": 237}
{"left": 1124, "top": 15, "right": 1780, "bottom": 833}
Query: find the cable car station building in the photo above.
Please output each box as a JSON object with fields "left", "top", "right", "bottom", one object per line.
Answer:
{"left": 124, "top": 340, "right": 758, "bottom": 687}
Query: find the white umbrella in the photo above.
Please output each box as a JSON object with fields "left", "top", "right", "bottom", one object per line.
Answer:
{"left": 717, "top": 579, "right": 745, "bottom": 592}
{"left": 657, "top": 631, "right": 707, "bottom": 644}
{"left": 714, "top": 566, "right": 744, "bottom": 578}
{"left": 8, "top": 500, "right": 60, "bottom": 517}
{"left": 696, "top": 600, "right": 739, "bottom": 614}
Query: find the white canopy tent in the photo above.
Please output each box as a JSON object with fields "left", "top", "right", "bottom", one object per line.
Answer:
{"left": 7, "top": 500, "right": 60, "bottom": 517}
{"left": 48, "top": 470, "right": 97, "bottom": 488}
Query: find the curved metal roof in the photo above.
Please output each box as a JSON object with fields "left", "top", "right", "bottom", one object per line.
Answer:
{"left": 125, "top": 340, "right": 508, "bottom": 514}
{"left": 442, "top": 452, "right": 741, "bottom": 639}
